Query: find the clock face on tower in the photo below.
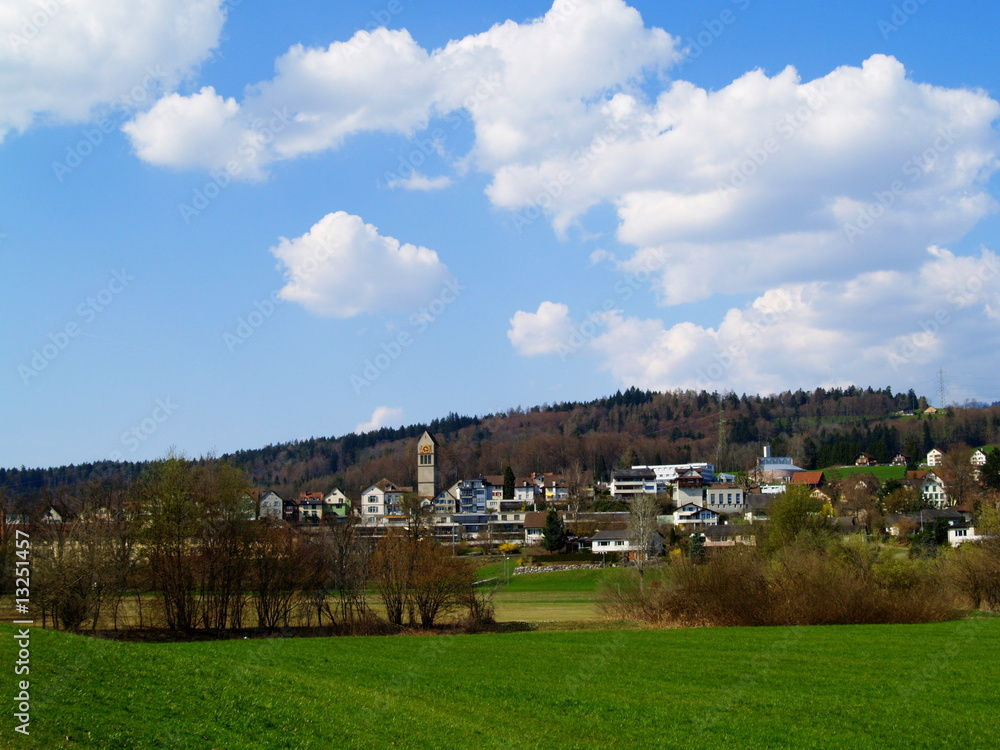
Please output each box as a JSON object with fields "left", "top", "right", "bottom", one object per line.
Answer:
{"left": 419, "top": 445, "right": 432, "bottom": 454}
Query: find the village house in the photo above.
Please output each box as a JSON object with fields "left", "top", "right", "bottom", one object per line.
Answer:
{"left": 906, "top": 470, "right": 948, "bottom": 508}
{"left": 591, "top": 528, "right": 664, "bottom": 557}
{"left": 433, "top": 483, "right": 461, "bottom": 514}
{"left": 703, "top": 483, "right": 745, "bottom": 515}
{"left": 258, "top": 491, "right": 284, "bottom": 520}
{"left": 522, "top": 511, "right": 548, "bottom": 545}
{"left": 702, "top": 525, "right": 757, "bottom": 548}
{"left": 282, "top": 496, "right": 300, "bottom": 524}
{"left": 634, "top": 462, "right": 716, "bottom": 484}
{"left": 947, "top": 524, "right": 986, "bottom": 547}
{"left": 323, "top": 489, "right": 351, "bottom": 518}
{"left": 514, "top": 478, "right": 543, "bottom": 505}
{"left": 458, "top": 477, "right": 492, "bottom": 514}
{"left": 360, "top": 479, "right": 410, "bottom": 526}
{"left": 609, "top": 468, "right": 658, "bottom": 501}
{"left": 886, "top": 508, "right": 968, "bottom": 536}
{"left": 971, "top": 448, "right": 993, "bottom": 466}
{"left": 298, "top": 491, "right": 325, "bottom": 523}
{"left": 672, "top": 502, "right": 719, "bottom": 527}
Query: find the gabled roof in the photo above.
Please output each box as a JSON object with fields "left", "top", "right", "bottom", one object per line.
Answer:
{"left": 591, "top": 529, "right": 631, "bottom": 541}
{"left": 367, "top": 479, "right": 412, "bottom": 493}
{"left": 676, "top": 505, "right": 718, "bottom": 516}
{"left": 791, "top": 471, "right": 825, "bottom": 486}
{"left": 523, "top": 511, "right": 549, "bottom": 529}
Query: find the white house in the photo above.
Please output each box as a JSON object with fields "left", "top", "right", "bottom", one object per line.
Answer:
{"left": 522, "top": 511, "right": 548, "bottom": 544}
{"left": 258, "top": 491, "right": 284, "bottom": 520}
{"left": 908, "top": 470, "right": 948, "bottom": 508}
{"left": 514, "top": 480, "right": 542, "bottom": 504}
{"left": 360, "top": 479, "right": 408, "bottom": 526}
{"left": 926, "top": 448, "right": 944, "bottom": 466}
{"left": 948, "top": 525, "right": 985, "bottom": 547}
{"left": 703, "top": 484, "right": 745, "bottom": 514}
{"left": 672, "top": 502, "right": 719, "bottom": 527}
{"left": 610, "top": 469, "right": 657, "bottom": 501}
{"left": 591, "top": 529, "right": 664, "bottom": 556}
{"left": 633, "top": 463, "right": 715, "bottom": 484}
{"left": 434, "top": 482, "right": 461, "bottom": 514}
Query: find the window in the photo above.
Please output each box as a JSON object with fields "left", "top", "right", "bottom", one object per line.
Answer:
{"left": 367, "top": 507, "right": 377, "bottom": 514}
{"left": 368, "top": 495, "right": 377, "bottom": 502}
{"left": 727, "top": 493, "right": 733, "bottom": 503}
{"left": 615, "top": 540, "right": 625, "bottom": 546}
{"left": 420, "top": 454, "right": 433, "bottom": 465}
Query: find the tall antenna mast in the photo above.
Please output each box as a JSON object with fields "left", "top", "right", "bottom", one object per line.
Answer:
{"left": 938, "top": 367, "right": 946, "bottom": 408}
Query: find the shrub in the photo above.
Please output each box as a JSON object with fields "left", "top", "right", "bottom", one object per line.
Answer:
{"left": 600, "top": 539, "right": 958, "bottom": 627}
{"left": 945, "top": 540, "right": 1000, "bottom": 611}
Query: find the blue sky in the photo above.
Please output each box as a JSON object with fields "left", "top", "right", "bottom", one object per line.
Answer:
{"left": 3, "top": 0, "right": 1000, "bottom": 469}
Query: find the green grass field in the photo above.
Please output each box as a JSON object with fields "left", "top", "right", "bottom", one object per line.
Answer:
{"left": 4, "top": 617, "right": 998, "bottom": 749}
{"left": 487, "top": 568, "right": 628, "bottom": 623}
{"left": 822, "top": 464, "right": 908, "bottom": 481}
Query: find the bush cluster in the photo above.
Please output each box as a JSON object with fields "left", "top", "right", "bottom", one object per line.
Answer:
{"left": 600, "top": 538, "right": 963, "bottom": 627}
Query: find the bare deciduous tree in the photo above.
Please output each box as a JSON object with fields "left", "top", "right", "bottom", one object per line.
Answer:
{"left": 628, "top": 494, "right": 661, "bottom": 591}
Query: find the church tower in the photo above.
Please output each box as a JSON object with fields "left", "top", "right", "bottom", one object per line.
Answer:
{"left": 417, "top": 431, "right": 437, "bottom": 498}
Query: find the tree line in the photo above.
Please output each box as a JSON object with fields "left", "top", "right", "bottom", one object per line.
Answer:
{"left": 7, "top": 386, "right": 1000, "bottom": 514}
{"left": 0, "top": 455, "right": 491, "bottom": 636}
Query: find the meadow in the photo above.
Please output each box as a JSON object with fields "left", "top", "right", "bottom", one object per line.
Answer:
{"left": 3, "top": 616, "right": 998, "bottom": 749}
{"left": 820, "top": 464, "right": 908, "bottom": 481}
{"left": 3, "top": 566, "right": 998, "bottom": 749}
{"left": 482, "top": 566, "right": 629, "bottom": 624}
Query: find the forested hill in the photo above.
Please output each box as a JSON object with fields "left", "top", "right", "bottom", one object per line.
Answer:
{"left": 5, "top": 386, "right": 1000, "bottom": 505}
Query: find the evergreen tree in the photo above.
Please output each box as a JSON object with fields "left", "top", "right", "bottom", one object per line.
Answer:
{"left": 594, "top": 454, "right": 608, "bottom": 484}
{"left": 981, "top": 450, "right": 1000, "bottom": 490}
{"left": 541, "top": 510, "right": 566, "bottom": 552}
{"left": 922, "top": 421, "right": 934, "bottom": 455}
{"left": 503, "top": 466, "right": 515, "bottom": 500}
{"left": 802, "top": 437, "right": 818, "bottom": 470}
{"left": 689, "top": 532, "right": 706, "bottom": 564}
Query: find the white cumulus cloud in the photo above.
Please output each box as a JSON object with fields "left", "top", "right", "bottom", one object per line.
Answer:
{"left": 270, "top": 211, "right": 451, "bottom": 318}
{"left": 0, "top": 0, "right": 225, "bottom": 140}
{"left": 123, "top": 0, "right": 680, "bottom": 179}
{"left": 492, "top": 54, "right": 1000, "bottom": 298}
{"left": 507, "top": 301, "right": 576, "bottom": 356}
{"left": 510, "top": 247, "right": 1000, "bottom": 397}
